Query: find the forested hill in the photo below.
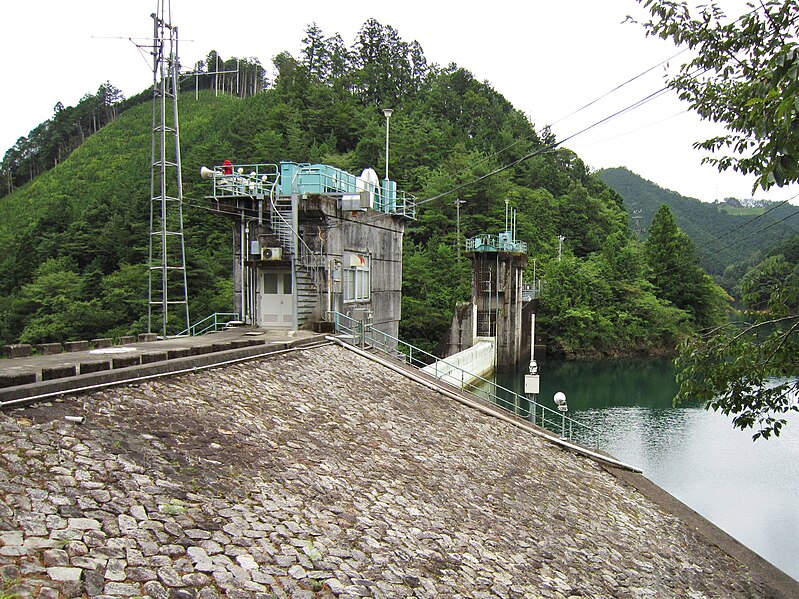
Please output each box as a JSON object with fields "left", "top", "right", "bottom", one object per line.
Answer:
{"left": 0, "top": 20, "right": 722, "bottom": 356}
{"left": 599, "top": 167, "right": 799, "bottom": 281}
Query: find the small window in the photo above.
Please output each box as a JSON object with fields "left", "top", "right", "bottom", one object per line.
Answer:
{"left": 263, "top": 273, "right": 278, "bottom": 294}
{"left": 343, "top": 253, "right": 370, "bottom": 302}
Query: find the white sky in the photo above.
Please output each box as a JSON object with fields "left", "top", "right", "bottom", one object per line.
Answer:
{"left": 3, "top": 0, "right": 798, "bottom": 205}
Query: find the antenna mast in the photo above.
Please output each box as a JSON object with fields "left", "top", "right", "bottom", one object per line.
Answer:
{"left": 147, "top": 0, "right": 190, "bottom": 336}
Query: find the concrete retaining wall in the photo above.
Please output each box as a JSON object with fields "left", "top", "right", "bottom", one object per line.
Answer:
{"left": 421, "top": 340, "right": 495, "bottom": 389}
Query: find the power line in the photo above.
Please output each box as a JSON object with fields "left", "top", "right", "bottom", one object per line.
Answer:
{"left": 464, "top": 49, "right": 688, "bottom": 174}
{"left": 648, "top": 198, "right": 799, "bottom": 281}
{"left": 548, "top": 49, "right": 687, "bottom": 127}
{"left": 409, "top": 81, "right": 680, "bottom": 212}
{"left": 711, "top": 205, "right": 799, "bottom": 256}
{"left": 694, "top": 198, "right": 796, "bottom": 253}
{"left": 579, "top": 109, "right": 690, "bottom": 147}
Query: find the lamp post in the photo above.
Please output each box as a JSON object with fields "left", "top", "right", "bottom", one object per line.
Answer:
{"left": 455, "top": 198, "right": 466, "bottom": 256}
{"left": 382, "top": 108, "right": 393, "bottom": 182}
{"left": 558, "top": 235, "right": 565, "bottom": 262}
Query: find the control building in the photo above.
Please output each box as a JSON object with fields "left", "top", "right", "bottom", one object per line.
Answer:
{"left": 203, "top": 162, "right": 415, "bottom": 342}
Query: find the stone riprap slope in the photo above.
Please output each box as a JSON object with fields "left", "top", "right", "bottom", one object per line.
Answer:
{"left": 0, "top": 344, "right": 770, "bottom": 598}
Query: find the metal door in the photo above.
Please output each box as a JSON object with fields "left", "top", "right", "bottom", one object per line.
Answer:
{"left": 259, "top": 271, "right": 293, "bottom": 327}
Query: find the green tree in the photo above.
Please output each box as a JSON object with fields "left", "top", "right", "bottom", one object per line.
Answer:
{"left": 638, "top": 0, "right": 799, "bottom": 190}
{"left": 13, "top": 257, "right": 115, "bottom": 343}
{"left": 675, "top": 250, "right": 799, "bottom": 439}
{"left": 400, "top": 240, "right": 470, "bottom": 353}
{"left": 300, "top": 23, "right": 331, "bottom": 82}
{"left": 639, "top": 1, "right": 799, "bottom": 437}
{"left": 643, "top": 205, "right": 727, "bottom": 329}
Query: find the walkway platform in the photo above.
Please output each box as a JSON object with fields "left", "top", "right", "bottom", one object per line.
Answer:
{"left": 0, "top": 328, "right": 326, "bottom": 407}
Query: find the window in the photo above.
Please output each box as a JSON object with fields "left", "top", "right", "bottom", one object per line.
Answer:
{"left": 343, "top": 253, "right": 370, "bottom": 302}
{"left": 263, "top": 273, "right": 278, "bottom": 294}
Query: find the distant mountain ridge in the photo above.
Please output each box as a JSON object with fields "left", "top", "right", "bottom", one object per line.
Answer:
{"left": 599, "top": 167, "right": 799, "bottom": 280}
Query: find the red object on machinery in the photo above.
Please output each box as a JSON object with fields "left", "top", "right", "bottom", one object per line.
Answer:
{"left": 222, "top": 159, "right": 233, "bottom": 175}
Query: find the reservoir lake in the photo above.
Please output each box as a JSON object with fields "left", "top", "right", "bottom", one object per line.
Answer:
{"left": 494, "top": 358, "right": 799, "bottom": 581}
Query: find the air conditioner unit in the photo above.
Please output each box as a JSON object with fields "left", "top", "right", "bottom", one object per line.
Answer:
{"left": 261, "top": 247, "right": 283, "bottom": 261}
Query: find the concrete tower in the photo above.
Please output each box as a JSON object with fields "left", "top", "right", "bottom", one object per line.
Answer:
{"left": 465, "top": 230, "right": 528, "bottom": 370}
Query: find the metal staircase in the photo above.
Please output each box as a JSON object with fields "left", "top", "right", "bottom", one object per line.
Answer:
{"left": 268, "top": 189, "right": 322, "bottom": 328}
{"left": 269, "top": 195, "right": 294, "bottom": 254}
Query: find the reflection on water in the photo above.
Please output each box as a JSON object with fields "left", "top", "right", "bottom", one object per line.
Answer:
{"left": 499, "top": 359, "right": 799, "bottom": 582}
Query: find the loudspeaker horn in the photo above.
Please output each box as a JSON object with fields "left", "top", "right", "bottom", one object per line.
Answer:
{"left": 200, "top": 166, "right": 216, "bottom": 179}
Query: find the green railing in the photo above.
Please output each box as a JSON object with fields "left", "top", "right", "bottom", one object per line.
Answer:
{"left": 174, "top": 313, "right": 241, "bottom": 337}
{"left": 328, "top": 311, "right": 602, "bottom": 448}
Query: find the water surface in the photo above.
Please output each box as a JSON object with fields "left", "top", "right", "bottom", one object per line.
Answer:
{"left": 496, "top": 359, "right": 799, "bottom": 581}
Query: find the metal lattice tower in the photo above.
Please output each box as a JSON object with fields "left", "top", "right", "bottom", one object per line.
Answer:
{"left": 147, "top": 1, "right": 190, "bottom": 336}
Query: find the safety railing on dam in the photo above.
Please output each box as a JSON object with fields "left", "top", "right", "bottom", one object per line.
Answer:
{"left": 173, "top": 312, "right": 241, "bottom": 337}
{"left": 328, "top": 312, "right": 603, "bottom": 449}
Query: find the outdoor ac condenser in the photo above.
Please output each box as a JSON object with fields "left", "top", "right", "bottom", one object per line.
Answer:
{"left": 261, "top": 247, "right": 283, "bottom": 261}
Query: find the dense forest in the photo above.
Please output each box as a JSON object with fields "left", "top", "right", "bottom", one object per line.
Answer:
{"left": 0, "top": 20, "right": 746, "bottom": 356}
{"left": 0, "top": 53, "right": 266, "bottom": 198}
{"left": 600, "top": 167, "right": 799, "bottom": 291}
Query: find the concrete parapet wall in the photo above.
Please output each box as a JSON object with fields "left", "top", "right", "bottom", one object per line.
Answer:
{"left": 1, "top": 344, "right": 32, "bottom": 358}
{"left": 0, "top": 332, "right": 328, "bottom": 404}
{"left": 64, "top": 341, "right": 90, "bottom": 353}
{"left": 36, "top": 343, "right": 63, "bottom": 356}
{"left": 421, "top": 340, "right": 495, "bottom": 388}
{"left": 41, "top": 365, "right": 77, "bottom": 381}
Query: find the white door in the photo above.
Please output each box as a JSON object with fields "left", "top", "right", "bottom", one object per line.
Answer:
{"left": 259, "top": 271, "right": 293, "bottom": 327}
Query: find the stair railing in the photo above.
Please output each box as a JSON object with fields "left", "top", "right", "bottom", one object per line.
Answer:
{"left": 173, "top": 312, "right": 241, "bottom": 337}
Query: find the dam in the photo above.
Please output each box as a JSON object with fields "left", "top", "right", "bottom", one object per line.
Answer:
{"left": 1, "top": 330, "right": 796, "bottom": 598}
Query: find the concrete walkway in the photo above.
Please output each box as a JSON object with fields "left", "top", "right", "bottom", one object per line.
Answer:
{"left": 0, "top": 328, "right": 326, "bottom": 406}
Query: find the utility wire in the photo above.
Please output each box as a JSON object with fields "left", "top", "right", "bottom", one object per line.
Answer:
{"left": 464, "top": 49, "right": 688, "bottom": 174}
{"left": 411, "top": 80, "right": 682, "bottom": 211}
{"left": 711, "top": 205, "right": 799, "bottom": 256}
{"left": 548, "top": 49, "right": 687, "bottom": 127}
{"left": 694, "top": 197, "right": 796, "bottom": 252}
{"left": 440, "top": 3, "right": 770, "bottom": 203}
{"left": 648, "top": 198, "right": 799, "bottom": 281}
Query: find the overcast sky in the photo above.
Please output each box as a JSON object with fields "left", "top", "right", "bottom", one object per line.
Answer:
{"left": 4, "top": 0, "right": 798, "bottom": 205}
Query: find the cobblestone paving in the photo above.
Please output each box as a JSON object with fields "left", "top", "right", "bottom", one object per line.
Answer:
{"left": 0, "top": 344, "right": 772, "bottom": 598}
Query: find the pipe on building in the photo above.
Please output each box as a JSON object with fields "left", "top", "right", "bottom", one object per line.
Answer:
{"left": 241, "top": 214, "right": 247, "bottom": 322}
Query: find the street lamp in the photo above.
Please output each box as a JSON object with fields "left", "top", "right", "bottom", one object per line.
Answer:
{"left": 455, "top": 198, "right": 466, "bottom": 255}
{"left": 382, "top": 108, "right": 394, "bottom": 182}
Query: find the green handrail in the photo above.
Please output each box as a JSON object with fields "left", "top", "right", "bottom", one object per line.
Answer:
{"left": 327, "top": 311, "right": 601, "bottom": 448}
{"left": 174, "top": 312, "right": 241, "bottom": 337}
